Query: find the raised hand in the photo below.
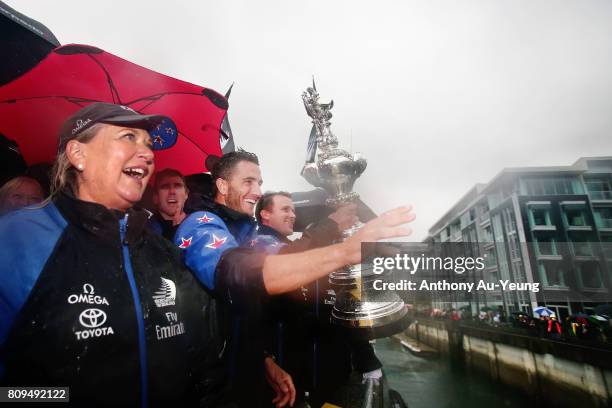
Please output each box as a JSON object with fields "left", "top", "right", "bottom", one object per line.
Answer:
{"left": 341, "top": 205, "right": 415, "bottom": 265}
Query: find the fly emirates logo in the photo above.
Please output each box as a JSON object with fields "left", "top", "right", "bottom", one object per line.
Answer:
{"left": 67, "top": 283, "right": 115, "bottom": 341}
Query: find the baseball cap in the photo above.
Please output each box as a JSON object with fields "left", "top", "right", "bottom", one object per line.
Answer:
{"left": 58, "top": 102, "right": 178, "bottom": 153}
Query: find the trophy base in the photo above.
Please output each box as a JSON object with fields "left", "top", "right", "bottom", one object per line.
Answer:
{"left": 331, "top": 300, "right": 410, "bottom": 340}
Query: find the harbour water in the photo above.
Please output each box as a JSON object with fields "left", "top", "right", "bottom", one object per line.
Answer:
{"left": 375, "top": 337, "right": 539, "bottom": 408}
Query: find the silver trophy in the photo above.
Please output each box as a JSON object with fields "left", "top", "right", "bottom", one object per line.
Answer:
{"left": 301, "top": 81, "right": 408, "bottom": 338}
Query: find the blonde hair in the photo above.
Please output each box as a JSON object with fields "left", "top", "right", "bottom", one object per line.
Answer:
{"left": 50, "top": 123, "right": 103, "bottom": 197}
{"left": 0, "top": 176, "right": 44, "bottom": 214}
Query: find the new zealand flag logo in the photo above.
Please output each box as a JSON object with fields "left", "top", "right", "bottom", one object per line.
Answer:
{"left": 149, "top": 118, "right": 178, "bottom": 151}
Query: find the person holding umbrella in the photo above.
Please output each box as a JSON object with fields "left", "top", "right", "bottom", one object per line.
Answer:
{"left": 0, "top": 103, "right": 223, "bottom": 406}
{"left": 547, "top": 316, "right": 563, "bottom": 340}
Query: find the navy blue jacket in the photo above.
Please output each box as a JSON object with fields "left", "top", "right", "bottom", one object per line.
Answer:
{"left": 0, "top": 193, "right": 218, "bottom": 407}
{"left": 254, "top": 220, "right": 382, "bottom": 406}
{"left": 175, "top": 198, "right": 268, "bottom": 407}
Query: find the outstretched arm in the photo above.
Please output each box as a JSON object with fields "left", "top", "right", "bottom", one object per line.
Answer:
{"left": 262, "top": 206, "right": 415, "bottom": 295}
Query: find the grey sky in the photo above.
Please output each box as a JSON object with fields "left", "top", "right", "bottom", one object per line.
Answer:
{"left": 11, "top": 0, "right": 612, "bottom": 239}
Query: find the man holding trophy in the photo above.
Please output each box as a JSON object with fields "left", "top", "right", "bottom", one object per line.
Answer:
{"left": 175, "top": 83, "right": 415, "bottom": 407}
{"left": 253, "top": 191, "right": 384, "bottom": 407}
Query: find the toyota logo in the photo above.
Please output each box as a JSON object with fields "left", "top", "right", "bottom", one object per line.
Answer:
{"left": 79, "top": 308, "right": 107, "bottom": 328}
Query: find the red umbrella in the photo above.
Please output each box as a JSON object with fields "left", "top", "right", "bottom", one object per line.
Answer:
{"left": 0, "top": 44, "right": 227, "bottom": 175}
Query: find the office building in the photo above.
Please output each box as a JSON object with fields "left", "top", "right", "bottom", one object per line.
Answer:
{"left": 426, "top": 157, "right": 612, "bottom": 319}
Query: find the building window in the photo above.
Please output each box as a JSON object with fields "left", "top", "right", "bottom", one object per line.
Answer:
{"left": 522, "top": 176, "right": 581, "bottom": 196}
{"left": 485, "top": 248, "right": 497, "bottom": 267}
{"left": 460, "top": 212, "right": 471, "bottom": 227}
{"left": 570, "top": 234, "right": 593, "bottom": 257}
{"left": 600, "top": 233, "right": 612, "bottom": 260}
{"left": 573, "top": 241, "right": 593, "bottom": 257}
{"left": 585, "top": 177, "right": 612, "bottom": 200}
{"left": 563, "top": 207, "right": 589, "bottom": 227}
{"left": 488, "top": 192, "right": 504, "bottom": 209}
{"left": 503, "top": 207, "right": 517, "bottom": 233}
{"left": 529, "top": 207, "right": 552, "bottom": 227}
{"left": 492, "top": 214, "right": 510, "bottom": 280}
{"left": 480, "top": 201, "right": 490, "bottom": 215}
{"left": 482, "top": 226, "right": 493, "bottom": 242}
{"left": 535, "top": 236, "right": 557, "bottom": 256}
{"left": 451, "top": 221, "right": 461, "bottom": 240}
{"left": 593, "top": 207, "right": 612, "bottom": 229}
{"left": 578, "top": 262, "right": 603, "bottom": 289}
{"left": 538, "top": 261, "right": 566, "bottom": 287}
{"left": 488, "top": 271, "right": 498, "bottom": 283}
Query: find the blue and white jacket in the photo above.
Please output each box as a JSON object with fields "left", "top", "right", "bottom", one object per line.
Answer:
{"left": 174, "top": 198, "right": 268, "bottom": 407}
{"left": 174, "top": 199, "right": 267, "bottom": 305}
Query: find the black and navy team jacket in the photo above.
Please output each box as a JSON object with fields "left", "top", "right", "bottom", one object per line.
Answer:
{"left": 176, "top": 199, "right": 269, "bottom": 407}
{"left": 0, "top": 192, "right": 221, "bottom": 407}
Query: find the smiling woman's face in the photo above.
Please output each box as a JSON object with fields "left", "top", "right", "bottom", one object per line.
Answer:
{"left": 75, "top": 124, "right": 154, "bottom": 210}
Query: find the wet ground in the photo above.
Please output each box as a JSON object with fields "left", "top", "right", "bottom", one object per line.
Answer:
{"left": 375, "top": 337, "right": 537, "bottom": 408}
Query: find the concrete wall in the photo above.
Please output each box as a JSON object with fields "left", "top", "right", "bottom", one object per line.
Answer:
{"left": 409, "top": 320, "right": 612, "bottom": 408}
{"left": 407, "top": 319, "right": 450, "bottom": 354}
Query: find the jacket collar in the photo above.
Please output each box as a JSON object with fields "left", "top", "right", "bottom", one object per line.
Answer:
{"left": 195, "top": 196, "right": 258, "bottom": 243}
{"left": 54, "top": 191, "right": 151, "bottom": 244}
{"left": 257, "top": 224, "right": 291, "bottom": 244}
{"left": 198, "top": 196, "right": 254, "bottom": 226}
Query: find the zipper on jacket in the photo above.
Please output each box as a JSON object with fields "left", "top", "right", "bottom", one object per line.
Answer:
{"left": 120, "top": 214, "right": 148, "bottom": 408}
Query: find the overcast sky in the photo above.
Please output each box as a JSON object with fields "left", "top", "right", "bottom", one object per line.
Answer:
{"left": 11, "top": 0, "right": 612, "bottom": 240}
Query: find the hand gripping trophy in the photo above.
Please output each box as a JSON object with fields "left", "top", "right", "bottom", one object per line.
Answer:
{"left": 301, "top": 81, "right": 409, "bottom": 338}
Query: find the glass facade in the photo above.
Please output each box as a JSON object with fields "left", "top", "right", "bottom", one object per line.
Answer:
{"left": 521, "top": 176, "right": 583, "bottom": 196}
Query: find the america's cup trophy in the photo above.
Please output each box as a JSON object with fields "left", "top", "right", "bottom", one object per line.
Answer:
{"left": 301, "top": 82, "right": 409, "bottom": 338}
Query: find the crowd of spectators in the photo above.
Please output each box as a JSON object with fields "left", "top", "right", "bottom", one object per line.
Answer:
{"left": 419, "top": 306, "right": 611, "bottom": 345}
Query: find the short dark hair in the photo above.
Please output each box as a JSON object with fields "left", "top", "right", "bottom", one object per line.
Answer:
{"left": 211, "top": 149, "right": 259, "bottom": 195}
{"left": 154, "top": 168, "right": 187, "bottom": 191}
{"left": 255, "top": 191, "right": 291, "bottom": 223}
